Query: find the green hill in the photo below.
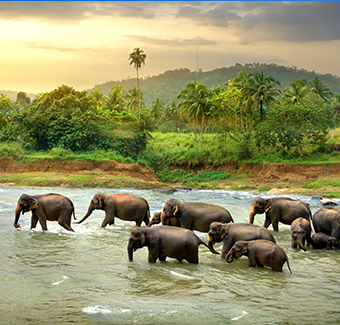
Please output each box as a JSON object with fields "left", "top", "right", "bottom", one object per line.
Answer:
{"left": 89, "top": 63, "right": 340, "bottom": 106}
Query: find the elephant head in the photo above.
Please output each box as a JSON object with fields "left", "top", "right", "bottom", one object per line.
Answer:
{"left": 148, "top": 212, "right": 161, "bottom": 227}
{"left": 127, "top": 227, "right": 147, "bottom": 261}
{"left": 14, "top": 194, "right": 38, "bottom": 228}
{"left": 292, "top": 229, "right": 307, "bottom": 251}
{"left": 327, "top": 237, "right": 340, "bottom": 250}
{"left": 75, "top": 193, "right": 105, "bottom": 224}
{"left": 225, "top": 241, "right": 249, "bottom": 263}
{"left": 207, "top": 222, "right": 228, "bottom": 252}
{"left": 249, "top": 197, "right": 269, "bottom": 224}
{"left": 160, "top": 199, "right": 180, "bottom": 224}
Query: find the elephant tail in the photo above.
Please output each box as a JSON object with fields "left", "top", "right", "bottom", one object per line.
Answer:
{"left": 285, "top": 257, "right": 293, "bottom": 274}
{"left": 144, "top": 205, "right": 151, "bottom": 226}
{"left": 200, "top": 240, "right": 220, "bottom": 255}
{"left": 71, "top": 201, "right": 77, "bottom": 220}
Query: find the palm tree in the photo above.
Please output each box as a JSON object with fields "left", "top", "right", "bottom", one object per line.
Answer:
{"left": 90, "top": 89, "right": 106, "bottom": 109}
{"left": 248, "top": 72, "right": 282, "bottom": 121}
{"left": 308, "top": 77, "right": 333, "bottom": 102}
{"left": 176, "top": 81, "right": 212, "bottom": 150}
{"left": 104, "top": 86, "right": 126, "bottom": 112}
{"left": 282, "top": 80, "right": 312, "bottom": 107}
{"left": 128, "top": 48, "right": 146, "bottom": 122}
{"left": 150, "top": 98, "right": 165, "bottom": 124}
{"left": 329, "top": 93, "right": 340, "bottom": 125}
{"left": 126, "top": 87, "right": 145, "bottom": 115}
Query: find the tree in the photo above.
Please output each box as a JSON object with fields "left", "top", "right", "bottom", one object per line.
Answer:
{"left": 282, "top": 80, "right": 312, "bottom": 107}
{"left": 257, "top": 101, "right": 330, "bottom": 157}
{"left": 176, "top": 81, "right": 212, "bottom": 150}
{"left": 308, "top": 77, "right": 333, "bottom": 102}
{"left": 248, "top": 72, "right": 282, "bottom": 121}
{"left": 104, "top": 86, "right": 126, "bottom": 112}
{"left": 90, "top": 89, "right": 106, "bottom": 110}
{"left": 328, "top": 93, "right": 340, "bottom": 125}
{"left": 16, "top": 92, "right": 31, "bottom": 105}
{"left": 126, "top": 87, "right": 145, "bottom": 115}
{"left": 128, "top": 48, "right": 146, "bottom": 123}
{"left": 150, "top": 98, "right": 165, "bottom": 123}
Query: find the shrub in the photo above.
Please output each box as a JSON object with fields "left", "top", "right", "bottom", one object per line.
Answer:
{"left": 0, "top": 142, "right": 24, "bottom": 160}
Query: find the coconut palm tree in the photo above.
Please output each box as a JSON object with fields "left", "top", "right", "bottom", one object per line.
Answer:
{"left": 104, "top": 86, "right": 126, "bottom": 112}
{"left": 308, "top": 77, "right": 333, "bottom": 103}
{"left": 150, "top": 98, "right": 165, "bottom": 124}
{"left": 128, "top": 48, "right": 146, "bottom": 122}
{"left": 90, "top": 89, "right": 106, "bottom": 110}
{"left": 248, "top": 72, "right": 282, "bottom": 121}
{"left": 126, "top": 87, "right": 145, "bottom": 115}
{"left": 282, "top": 80, "right": 312, "bottom": 107}
{"left": 176, "top": 81, "right": 212, "bottom": 150}
{"left": 329, "top": 93, "right": 340, "bottom": 125}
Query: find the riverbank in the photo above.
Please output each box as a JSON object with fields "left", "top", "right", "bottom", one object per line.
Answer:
{"left": 0, "top": 158, "right": 340, "bottom": 197}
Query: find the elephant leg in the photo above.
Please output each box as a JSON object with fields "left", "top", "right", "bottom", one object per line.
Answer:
{"left": 291, "top": 238, "right": 297, "bottom": 249}
{"left": 256, "top": 260, "right": 264, "bottom": 267}
{"left": 159, "top": 255, "right": 167, "bottom": 262}
{"left": 38, "top": 217, "right": 48, "bottom": 231}
{"left": 247, "top": 254, "right": 257, "bottom": 267}
{"left": 186, "top": 255, "right": 199, "bottom": 264}
{"left": 148, "top": 252, "right": 158, "bottom": 263}
{"left": 272, "top": 222, "right": 279, "bottom": 232}
{"left": 263, "top": 217, "right": 272, "bottom": 229}
{"left": 31, "top": 215, "right": 39, "bottom": 229}
{"left": 221, "top": 239, "right": 233, "bottom": 259}
{"left": 101, "top": 214, "right": 114, "bottom": 228}
{"left": 58, "top": 219, "right": 74, "bottom": 232}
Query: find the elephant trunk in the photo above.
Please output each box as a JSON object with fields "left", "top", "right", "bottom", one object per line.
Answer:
{"left": 297, "top": 237, "right": 306, "bottom": 251}
{"left": 74, "top": 205, "right": 94, "bottom": 224}
{"left": 225, "top": 249, "right": 234, "bottom": 263}
{"left": 249, "top": 205, "right": 256, "bottom": 224}
{"left": 207, "top": 235, "right": 216, "bottom": 253}
{"left": 14, "top": 203, "right": 21, "bottom": 228}
{"left": 128, "top": 243, "right": 134, "bottom": 261}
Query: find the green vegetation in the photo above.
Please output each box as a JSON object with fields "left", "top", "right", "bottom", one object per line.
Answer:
{"left": 0, "top": 64, "right": 340, "bottom": 193}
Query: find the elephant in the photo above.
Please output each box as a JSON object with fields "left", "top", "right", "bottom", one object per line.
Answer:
{"left": 127, "top": 225, "right": 219, "bottom": 263}
{"left": 14, "top": 193, "right": 76, "bottom": 231}
{"left": 148, "top": 212, "right": 181, "bottom": 227}
{"left": 207, "top": 222, "right": 276, "bottom": 259}
{"left": 291, "top": 217, "right": 312, "bottom": 251}
{"left": 225, "top": 240, "right": 292, "bottom": 273}
{"left": 76, "top": 193, "right": 150, "bottom": 228}
{"left": 249, "top": 197, "right": 311, "bottom": 231}
{"left": 310, "top": 233, "right": 340, "bottom": 250}
{"left": 160, "top": 199, "right": 234, "bottom": 233}
{"left": 312, "top": 207, "right": 340, "bottom": 239}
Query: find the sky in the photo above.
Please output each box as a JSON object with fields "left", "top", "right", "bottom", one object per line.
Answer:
{"left": 0, "top": 1, "right": 339, "bottom": 94}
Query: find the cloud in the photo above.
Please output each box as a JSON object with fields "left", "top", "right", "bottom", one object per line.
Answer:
{"left": 125, "top": 35, "right": 217, "bottom": 47}
{"left": 174, "top": 1, "right": 340, "bottom": 42}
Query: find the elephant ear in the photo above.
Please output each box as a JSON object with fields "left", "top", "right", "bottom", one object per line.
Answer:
{"left": 171, "top": 204, "right": 179, "bottom": 217}
{"left": 241, "top": 245, "right": 249, "bottom": 256}
{"left": 265, "top": 205, "right": 271, "bottom": 213}
{"left": 139, "top": 232, "right": 146, "bottom": 246}
{"left": 219, "top": 224, "right": 228, "bottom": 239}
{"left": 29, "top": 198, "right": 38, "bottom": 210}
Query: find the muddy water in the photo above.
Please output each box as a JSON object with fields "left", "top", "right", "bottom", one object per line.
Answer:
{"left": 0, "top": 187, "right": 339, "bottom": 324}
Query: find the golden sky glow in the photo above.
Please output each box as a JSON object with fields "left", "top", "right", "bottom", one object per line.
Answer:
{"left": 0, "top": 1, "right": 339, "bottom": 94}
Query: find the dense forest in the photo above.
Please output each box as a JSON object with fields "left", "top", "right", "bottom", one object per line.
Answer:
{"left": 1, "top": 57, "right": 340, "bottom": 178}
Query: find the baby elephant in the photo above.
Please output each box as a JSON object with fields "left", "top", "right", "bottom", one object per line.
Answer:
{"left": 291, "top": 217, "right": 312, "bottom": 251}
{"left": 310, "top": 233, "right": 340, "bottom": 250}
{"left": 128, "top": 226, "right": 219, "bottom": 263}
{"left": 148, "top": 212, "right": 180, "bottom": 227}
{"left": 225, "top": 240, "right": 292, "bottom": 273}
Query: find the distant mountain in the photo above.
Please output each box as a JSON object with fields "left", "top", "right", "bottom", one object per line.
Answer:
{"left": 89, "top": 63, "right": 340, "bottom": 106}
{"left": 0, "top": 90, "right": 36, "bottom": 102}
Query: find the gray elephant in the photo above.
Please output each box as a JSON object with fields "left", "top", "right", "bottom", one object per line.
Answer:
{"left": 148, "top": 211, "right": 180, "bottom": 227}
{"left": 249, "top": 197, "right": 311, "bottom": 231}
{"left": 76, "top": 193, "right": 150, "bottom": 228}
{"left": 160, "top": 199, "right": 234, "bottom": 232}
{"left": 127, "top": 226, "right": 219, "bottom": 263}
{"left": 291, "top": 217, "right": 312, "bottom": 251}
{"left": 312, "top": 207, "right": 340, "bottom": 239}
{"left": 225, "top": 240, "right": 292, "bottom": 273}
{"left": 14, "top": 193, "right": 76, "bottom": 231}
{"left": 207, "top": 222, "right": 276, "bottom": 259}
{"left": 310, "top": 233, "right": 340, "bottom": 250}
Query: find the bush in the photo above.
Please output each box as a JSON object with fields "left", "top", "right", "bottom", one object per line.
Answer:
{"left": 49, "top": 147, "right": 74, "bottom": 159}
{"left": 0, "top": 142, "right": 24, "bottom": 160}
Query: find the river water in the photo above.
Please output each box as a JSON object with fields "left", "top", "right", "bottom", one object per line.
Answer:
{"left": 0, "top": 187, "right": 339, "bottom": 324}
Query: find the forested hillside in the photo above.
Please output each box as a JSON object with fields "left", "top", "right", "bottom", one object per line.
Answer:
{"left": 90, "top": 63, "right": 340, "bottom": 106}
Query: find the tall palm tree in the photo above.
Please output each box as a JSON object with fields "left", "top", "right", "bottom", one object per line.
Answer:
{"left": 248, "top": 72, "right": 282, "bottom": 121}
{"left": 104, "top": 86, "right": 126, "bottom": 112}
{"left": 282, "top": 80, "right": 312, "bottom": 107}
{"left": 128, "top": 48, "right": 146, "bottom": 123}
{"left": 176, "top": 81, "right": 212, "bottom": 150}
{"left": 308, "top": 77, "right": 333, "bottom": 102}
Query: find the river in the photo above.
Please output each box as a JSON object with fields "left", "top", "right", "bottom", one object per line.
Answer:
{"left": 0, "top": 187, "right": 339, "bottom": 324}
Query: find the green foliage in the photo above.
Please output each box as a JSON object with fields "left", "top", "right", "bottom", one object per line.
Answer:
{"left": 49, "top": 147, "right": 74, "bottom": 159}
{"left": 157, "top": 168, "right": 231, "bottom": 187}
{"left": 0, "top": 142, "right": 24, "bottom": 160}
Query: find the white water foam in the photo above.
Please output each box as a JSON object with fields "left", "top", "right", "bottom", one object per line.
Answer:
{"left": 52, "top": 275, "right": 68, "bottom": 285}
{"left": 170, "top": 270, "right": 192, "bottom": 279}
{"left": 231, "top": 310, "right": 247, "bottom": 321}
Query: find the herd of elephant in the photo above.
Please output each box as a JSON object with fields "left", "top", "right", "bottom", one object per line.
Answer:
{"left": 14, "top": 192, "right": 340, "bottom": 273}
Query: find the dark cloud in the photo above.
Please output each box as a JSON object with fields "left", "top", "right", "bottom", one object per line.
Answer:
{"left": 125, "top": 35, "right": 216, "bottom": 47}
{"left": 175, "top": 1, "right": 340, "bottom": 42}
